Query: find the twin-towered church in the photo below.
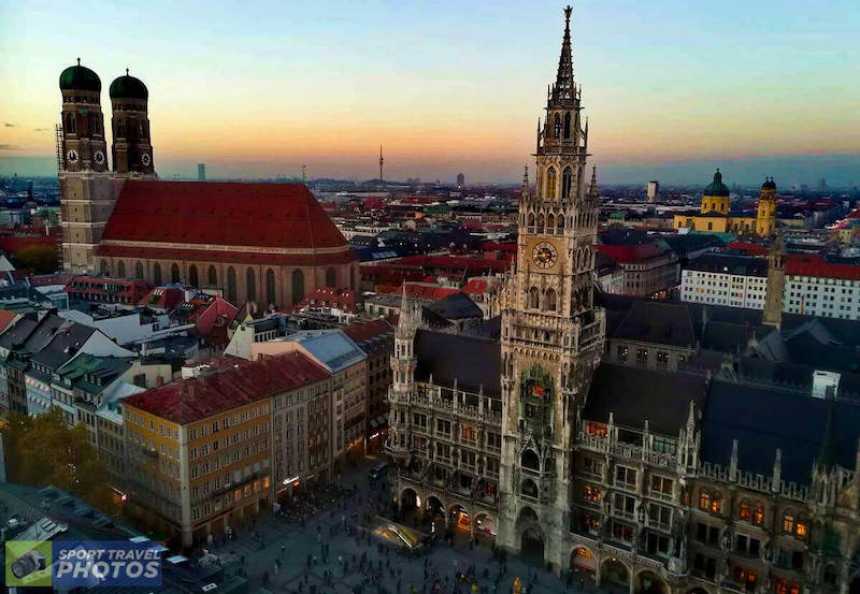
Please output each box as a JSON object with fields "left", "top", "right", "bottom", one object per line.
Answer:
{"left": 58, "top": 62, "right": 358, "bottom": 309}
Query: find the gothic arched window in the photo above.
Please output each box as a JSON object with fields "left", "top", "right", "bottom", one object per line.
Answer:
{"left": 537, "top": 213, "right": 545, "bottom": 231}
{"left": 553, "top": 114, "right": 561, "bottom": 138}
{"left": 544, "top": 288, "right": 557, "bottom": 312}
{"left": 558, "top": 215, "right": 565, "bottom": 232}
{"left": 325, "top": 267, "right": 336, "bottom": 288}
{"left": 266, "top": 269, "right": 276, "bottom": 306}
{"left": 117, "top": 261, "right": 126, "bottom": 278}
{"left": 134, "top": 262, "right": 144, "bottom": 280}
{"left": 226, "top": 267, "right": 237, "bottom": 303}
{"left": 171, "top": 263, "right": 180, "bottom": 284}
{"left": 153, "top": 263, "right": 162, "bottom": 285}
{"left": 246, "top": 268, "right": 257, "bottom": 302}
{"left": 291, "top": 269, "right": 305, "bottom": 305}
{"left": 545, "top": 168, "right": 557, "bottom": 199}
{"left": 546, "top": 213, "right": 555, "bottom": 232}
{"left": 528, "top": 287, "right": 540, "bottom": 309}
{"left": 521, "top": 479, "right": 538, "bottom": 499}
{"left": 562, "top": 167, "right": 573, "bottom": 199}
{"left": 208, "top": 266, "right": 218, "bottom": 287}
{"left": 528, "top": 213, "right": 535, "bottom": 229}
{"left": 521, "top": 449, "right": 540, "bottom": 471}
{"left": 563, "top": 112, "right": 571, "bottom": 139}
{"left": 188, "top": 265, "right": 199, "bottom": 288}
{"left": 66, "top": 113, "right": 76, "bottom": 134}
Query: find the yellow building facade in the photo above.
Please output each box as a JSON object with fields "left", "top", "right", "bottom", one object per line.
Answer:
{"left": 673, "top": 170, "right": 778, "bottom": 237}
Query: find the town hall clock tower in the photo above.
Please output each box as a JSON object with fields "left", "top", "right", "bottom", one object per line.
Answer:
{"left": 496, "top": 5, "right": 606, "bottom": 569}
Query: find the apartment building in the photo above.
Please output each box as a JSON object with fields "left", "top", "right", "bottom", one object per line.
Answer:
{"left": 681, "top": 254, "right": 768, "bottom": 310}
{"left": 122, "top": 352, "right": 330, "bottom": 548}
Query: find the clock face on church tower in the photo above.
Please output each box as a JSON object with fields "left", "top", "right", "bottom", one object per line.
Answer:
{"left": 141, "top": 153, "right": 151, "bottom": 166}
{"left": 532, "top": 241, "right": 558, "bottom": 269}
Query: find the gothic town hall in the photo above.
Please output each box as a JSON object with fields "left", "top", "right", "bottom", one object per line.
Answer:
{"left": 386, "top": 7, "right": 860, "bottom": 594}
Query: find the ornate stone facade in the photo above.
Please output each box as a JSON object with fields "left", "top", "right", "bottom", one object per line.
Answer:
{"left": 386, "top": 7, "right": 860, "bottom": 594}
{"left": 495, "top": 3, "right": 605, "bottom": 568}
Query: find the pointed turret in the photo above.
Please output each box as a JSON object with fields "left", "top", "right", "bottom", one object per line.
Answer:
{"left": 588, "top": 165, "right": 600, "bottom": 203}
{"left": 519, "top": 164, "right": 530, "bottom": 207}
{"left": 551, "top": 5, "right": 576, "bottom": 104}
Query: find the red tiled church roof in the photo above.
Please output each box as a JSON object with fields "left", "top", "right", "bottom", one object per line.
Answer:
{"left": 123, "top": 352, "right": 330, "bottom": 425}
{"left": 95, "top": 245, "right": 355, "bottom": 266}
{"left": 100, "top": 180, "right": 348, "bottom": 251}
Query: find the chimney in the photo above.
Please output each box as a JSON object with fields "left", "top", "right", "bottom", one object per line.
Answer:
{"left": 812, "top": 370, "right": 840, "bottom": 399}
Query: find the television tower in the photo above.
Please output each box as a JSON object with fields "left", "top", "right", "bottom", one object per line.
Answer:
{"left": 378, "top": 145, "right": 384, "bottom": 182}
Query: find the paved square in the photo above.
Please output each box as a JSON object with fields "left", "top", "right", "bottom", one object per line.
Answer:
{"left": 205, "top": 458, "right": 603, "bottom": 594}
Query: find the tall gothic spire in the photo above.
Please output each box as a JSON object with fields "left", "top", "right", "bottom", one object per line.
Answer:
{"left": 552, "top": 5, "right": 575, "bottom": 103}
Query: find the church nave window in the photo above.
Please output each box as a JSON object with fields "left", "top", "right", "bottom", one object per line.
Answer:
{"left": 563, "top": 112, "right": 571, "bottom": 139}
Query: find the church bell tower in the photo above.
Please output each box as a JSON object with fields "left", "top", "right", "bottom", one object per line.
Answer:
{"left": 58, "top": 59, "right": 117, "bottom": 273}
{"left": 496, "top": 5, "right": 606, "bottom": 569}
{"left": 110, "top": 70, "right": 156, "bottom": 177}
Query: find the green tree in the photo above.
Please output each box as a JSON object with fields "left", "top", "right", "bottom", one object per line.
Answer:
{"left": 1, "top": 409, "right": 117, "bottom": 515}
{"left": 13, "top": 244, "right": 59, "bottom": 274}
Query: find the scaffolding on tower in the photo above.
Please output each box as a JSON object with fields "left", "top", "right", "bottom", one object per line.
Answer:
{"left": 55, "top": 123, "right": 65, "bottom": 270}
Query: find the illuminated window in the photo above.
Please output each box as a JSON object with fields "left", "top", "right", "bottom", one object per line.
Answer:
{"left": 698, "top": 491, "right": 711, "bottom": 512}
{"left": 795, "top": 518, "right": 808, "bottom": 539}
{"left": 586, "top": 422, "right": 607, "bottom": 438}
{"left": 753, "top": 504, "right": 765, "bottom": 526}
{"left": 583, "top": 485, "right": 602, "bottom": 505}
{"left": 739, "top": 501, "right": 751, "bottom": 522}
{"left": 710, "top": 493, "right": 722, "bottom": 513}
{"left": 545, "top": 168, "right": 557, "bottom": 199}
{"left": 733, "top": 566, "right": 758, "bottom": 592}
{"left": 783, "top": 511, "right": 795, "bottom": 534}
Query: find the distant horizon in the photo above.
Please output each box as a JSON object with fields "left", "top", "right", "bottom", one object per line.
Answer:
{"left": 1, "top": 153, "right": 858, "bottom": 190}
{"left": 2, "top": 2, "right": 859, "bottom": 185}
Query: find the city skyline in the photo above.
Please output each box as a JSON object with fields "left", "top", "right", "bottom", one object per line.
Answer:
{"left": 1, "top": 1, "right": 859, "bottom": 185}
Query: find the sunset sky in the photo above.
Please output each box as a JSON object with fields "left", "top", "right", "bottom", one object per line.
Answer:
{"left": 1, "top": 1, "right": 859, "bottom": 185}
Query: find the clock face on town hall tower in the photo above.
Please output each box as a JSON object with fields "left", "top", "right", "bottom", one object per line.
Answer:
{"left": 531, "top": 241, "right": 558, "bottom": 269}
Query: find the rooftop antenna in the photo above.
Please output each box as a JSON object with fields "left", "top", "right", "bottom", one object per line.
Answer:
{"left": 378, "top": 145, "right": 384, "bottom": 182}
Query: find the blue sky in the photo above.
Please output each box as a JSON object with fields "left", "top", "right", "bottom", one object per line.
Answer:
{"left": 1, "top": 0, "right": 859, "bottom": 185}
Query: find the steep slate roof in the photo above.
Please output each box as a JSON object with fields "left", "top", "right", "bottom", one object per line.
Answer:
{"left": 0, "top": 313, "right": 66, "bottom": 355}
{"left": 699, "top": 321, "right": 775, "bottom": 354}
{"left": 583, "top": 364, "right": 708, "bottom": 436}
{"left": 343, "top": 318, "right": 393, "bottom": 353}
{"left": 613, "top": 301, "right": 697, "bottom": 348}
{"left": 686, "top": 253, "right": 768, "bottom": 276}
{"left": 425, "top": 293, "right": 483, "bottom": 321}
{"left": 123, "top": 352, "right": 330, "bottom": 425}
{"left": 98, "top": 181, "right": 354, "bottom": 266}
{"left": 702, "top": 380, "right": 860, "bottom": 484}
{"left": 413, "top": 329, "right": 501, "bottom": 397}
{"left": 30, "top": 322, "right": 96, "bottom": 371}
